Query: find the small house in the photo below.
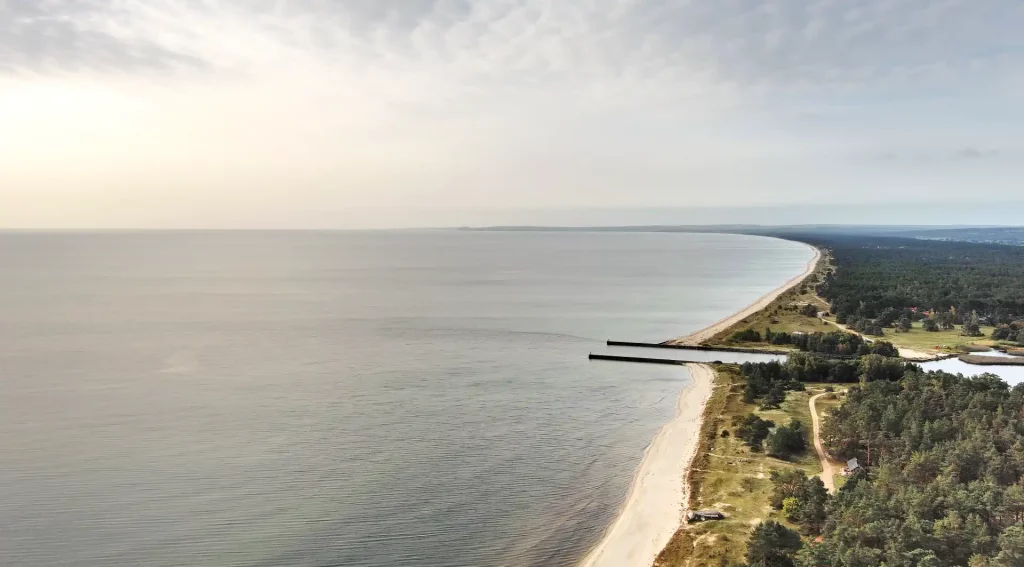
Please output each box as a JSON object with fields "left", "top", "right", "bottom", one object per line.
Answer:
{"left": 842, "top": 458, "right": 860, "bottom": 475}
{"left": 688, "top": 509, "right": 726, "bottom": 522}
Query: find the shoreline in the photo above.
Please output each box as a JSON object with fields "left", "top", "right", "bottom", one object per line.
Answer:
{"left": 667, "top": 243, "right": 822, "bottom": 346}
{"left": 579, "top": 244, "right": 821, "bottom": 567}
{"left": 577, "top": 364, "right": 714, "bottom": 567}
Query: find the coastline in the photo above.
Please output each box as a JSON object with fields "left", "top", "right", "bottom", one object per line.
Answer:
{"left": 577, "top": 364, "right": 714, "bottom": 567}
{"left": 580, "top": 243, "right": 821, "bottom": 567}
{"left": 667, "top": 244, "right": 822, "bottom": 346}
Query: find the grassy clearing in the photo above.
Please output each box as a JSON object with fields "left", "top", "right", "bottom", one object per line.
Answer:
{"left": 654, "top": 366, "right": 828, "bottom": 567}
{"left": 879, "top": 321, "right": 997, "bottom": 354}
{"left": 819, "top": 318, "right": 998, "bottom": 355}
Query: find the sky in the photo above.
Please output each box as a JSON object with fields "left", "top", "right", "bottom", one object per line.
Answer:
{"left": 1, "top": 0, "right": 1023, "bottom": 229}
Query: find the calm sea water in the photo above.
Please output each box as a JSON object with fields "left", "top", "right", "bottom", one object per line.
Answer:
{"left": 0, "top": 231, "right": 812, "bottom": 567}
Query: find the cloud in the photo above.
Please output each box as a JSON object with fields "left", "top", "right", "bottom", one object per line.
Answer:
{"left": 1, "top": 1, "right": 1023, "bottom": 228}
{"left": 955, "top": 147, "right": 1000, "bottom": 159}
{"left": 0, "top": 0, "right": 205, "bottom": 73}
{"left": 3, "top": 1, "right": 1023, "bottom": 93}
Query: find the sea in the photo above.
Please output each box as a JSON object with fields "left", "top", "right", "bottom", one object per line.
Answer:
{"left": 0, "top": 230, "right": 815, "bottom": 567}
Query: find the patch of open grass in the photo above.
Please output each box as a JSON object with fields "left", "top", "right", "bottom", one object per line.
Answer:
{"left": 654, "top": 366, "right": 827, "bottom": 567}
{"left": 821, "top": 319, "right": 998, "bottom": 354}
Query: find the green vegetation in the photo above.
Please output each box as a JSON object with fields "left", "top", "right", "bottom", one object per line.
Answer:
{"left": 766, "top": 419, "right": 808, "bottom": 461}
{"left": 769, "top": 469, "right": 828, "bottom": 534}
{"left": 730, "top": 328, "right": 901, "bottom": 358}
{"left": 803, "top": 235, "right": 1024, "bottom": 318}
{"left": 799, "top": 370, "right": 1024, "bottom": 566}
{"left": 655, "top": 366, "right": 823, "bottom": 567}
{"left": 852, "top": 320, "right": 1001, "bottom": 354}
{"left": 740, "top": 353, "right": 914, "bottom": 404}
{"left": 725, "top": 369, "right": 1024, "bottom": 567}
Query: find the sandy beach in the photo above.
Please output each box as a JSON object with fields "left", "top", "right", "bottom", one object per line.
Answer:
{"left": 577, "top": 363, "right": 714, "bottom": 567}
{"left": 579, "top": 244, "right": 822, "bottom": 567}
{"left": 667, "top": 244, "right": 822, "bottom": 346}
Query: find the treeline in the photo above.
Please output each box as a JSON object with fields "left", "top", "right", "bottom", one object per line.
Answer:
{"left": 731, "top": 329, "right": 900, "bottom": 357}
{"left": 786, "top": 234, "right": 1024, "bottom": 323}
{"left": 740, "top": 352, "right": 911, "bottom": 427}
{"left": 741, "top": 369, "right": 1024, "bottom": 567}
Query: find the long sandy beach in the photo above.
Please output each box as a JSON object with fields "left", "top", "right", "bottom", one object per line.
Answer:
{"left": 579, "top": 243, "right": 821, "bottom": 567}
{"left": 577, "top": 363, "right": 714, "bottom": 567}
{"left": 668, "top": 243, "right": 821, "bottom": 346}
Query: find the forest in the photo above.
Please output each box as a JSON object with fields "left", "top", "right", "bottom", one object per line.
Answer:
{"left": 786, "top": 234, "right": 1024, "bottom": 323}
{"left": 740, "top": 368, "right": 1024, "bottom": 567}
{"left": 729, "top": 233, "right": 1024, "bottom": 566}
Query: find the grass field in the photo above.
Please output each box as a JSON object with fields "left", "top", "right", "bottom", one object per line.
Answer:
{"left": 821, "top": 318, "right": 999, "bottom": 355}
{"left": 874, "top": 321, "right": 997, "bottom": 354}
{"left": 654, "top": 365, "right": 828, "bottom": 567}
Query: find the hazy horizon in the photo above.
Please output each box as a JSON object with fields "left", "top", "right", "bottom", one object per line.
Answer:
{"left": 2, "top": 1, "right": 1023, "bottom": 228}
{"left": 3, "top": 202, "right": 1024, "bottom": 231}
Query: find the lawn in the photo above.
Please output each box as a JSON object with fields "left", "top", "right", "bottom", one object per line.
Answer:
{"left": 654, "top": 366, "right": 827, "bottom": 567}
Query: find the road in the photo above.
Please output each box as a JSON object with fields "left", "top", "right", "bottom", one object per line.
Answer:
{"left": 809, "top": 392, "right": 836, "bottom": 493}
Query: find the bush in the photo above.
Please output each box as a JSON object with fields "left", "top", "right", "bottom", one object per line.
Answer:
{"left": 734, "top": 414, "right": 775, "bottom": 451}
{"left": 731, "top": 328, "right": 762, "bottom": 342}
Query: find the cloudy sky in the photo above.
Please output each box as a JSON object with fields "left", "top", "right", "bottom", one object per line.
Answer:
{"left": 1, "top": 0, "right": 1023, "bottom": 228}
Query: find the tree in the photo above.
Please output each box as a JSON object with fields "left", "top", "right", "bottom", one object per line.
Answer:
{"left": 769, "top": 469, "right": 809, "bottom": 509}
{"left": 760, "top": 383, "right": 787, "bottom": 410}
{"left": 963, "top": 310, "right": 983, "bottom": 337}
{"left": 800, "top": 303, "right": 819, "bottom": 317}
{"left": 859, "top": 354, "right": 906, "bottom": 383}
{"left": 767, "top": 419, "right": 807, "bottom": 459}
{"left": 995, "top": 525, "right": 1024, "bottom": 566}
{"left": 746, "top": 520, "right": 802, "bottom": 567}
{"left": 877, "top": 307, "right": 899, "bottom": 327}
{"left": 898, "top": 316, "right": 913, "bottom": 332}
{"left": 1017, "top": 328, "right": 1024, "bottom": 346}
{"left": 735, "top": 414, "right": 775, "bottom": 451}
{"left": 924, "top": 317, "right": 940, "bottom": 332}
{"left": 732, "top": 329, "right": 762, "bottom": 342}
{"left": 939, "top": 310, "right": 956, "bottom": 330}
{"left": 868, "top": 341, "right": 899, "bottom": 358}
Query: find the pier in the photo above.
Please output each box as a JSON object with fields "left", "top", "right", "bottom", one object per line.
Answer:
{"left": 588, "top": 354, "right": 690, "bottom": 365}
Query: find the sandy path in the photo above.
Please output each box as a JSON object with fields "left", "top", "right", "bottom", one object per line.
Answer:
{"left": 823, "top": 319, "right": 940, "bottom": 361}
{"left": 809, "top": 393, "right": 836, "bottom": 494}
{"left": 667, "top": 245, "right": 821, "bottom": 346}
{"left": 578, "top": 364, "right": 714, "bottom": 567}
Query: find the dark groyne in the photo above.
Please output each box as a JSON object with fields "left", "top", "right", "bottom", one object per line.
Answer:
{"left": 606, "top": 340, "right": 859, "bottom": 361}
{"left": 588, "top": 354, "right": 689, "bottom": 365}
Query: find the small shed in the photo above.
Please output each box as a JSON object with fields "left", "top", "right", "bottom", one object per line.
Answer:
{"left": 843, "top": 458, "right": 860, "bottom": 475}
{"left": 688, "top": 509, "right": 726, "bottom": 522}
